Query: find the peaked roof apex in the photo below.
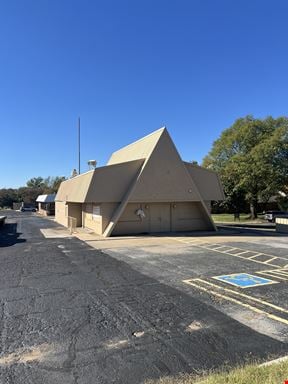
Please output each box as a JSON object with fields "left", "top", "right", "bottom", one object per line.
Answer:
{"left": 116, "top": 126, "right": 167, "bottom": 152}
{"left": 61, "top": 169, "right": 95, "bottom": 183}
{"left": 107, "top": 126, "right": 168, "bottom": 166}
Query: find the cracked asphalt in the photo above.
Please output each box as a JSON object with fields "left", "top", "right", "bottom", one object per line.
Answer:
{"left": 0, "top": 211, "right": 288, "bottom": 384}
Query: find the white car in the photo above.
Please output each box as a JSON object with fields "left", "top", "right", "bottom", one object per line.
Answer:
{"left": 20, "top": 207, "right": 37, "bottom": 212}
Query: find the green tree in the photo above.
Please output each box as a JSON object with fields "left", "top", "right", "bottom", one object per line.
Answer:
{"left": 0, "top": 175, "right": 66, "bottom": 208}
{"left": 0, "top": 189, "right": 18, "bottom": 208}
{"left": 17, "top": 187, "right": 42, "bottom": 204}
{"left": 203, "top": 116, "right": 288, "bottom": 218}
{"left": 26, "top": 176, "right": 66, "bottom": 194}
{"left": 42, "top": 176, "right": 66, "bottom": 193}
{"left": 26, "top": 177, "right": 46, "bottom": 189}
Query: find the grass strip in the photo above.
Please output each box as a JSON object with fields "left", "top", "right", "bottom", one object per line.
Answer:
{"left": 211, "top": 213, "right": 265, "bottom": 223}
{"left": 146, "top": 360, "right": 288, "bottom": 384}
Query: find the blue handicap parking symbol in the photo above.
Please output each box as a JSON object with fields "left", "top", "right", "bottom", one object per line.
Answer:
{"left": 213, "top": 273, "right": 276, "bottom": 288}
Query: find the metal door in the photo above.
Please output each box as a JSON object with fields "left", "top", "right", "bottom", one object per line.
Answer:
{"left": 149, "top": 204, "right": 171, "bottom": 232}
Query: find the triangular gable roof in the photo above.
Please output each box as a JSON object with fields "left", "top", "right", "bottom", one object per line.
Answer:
{"left": 107, "top": 127, "right": 165, "bottom": 165}
{"left": 85, "top": 159, "right": 144, "bottom": 202}
{"left": 55, "top": 160, "right": 144, "bottom": 203}
{"left": 55, "top": 170, "right": 94, "bottom": 202}
{"left": 129, "top": 128, "right": 202, "bottom": 202}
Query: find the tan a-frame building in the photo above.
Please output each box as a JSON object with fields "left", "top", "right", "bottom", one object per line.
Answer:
{"left": 55, "top": 128, "right": 224, "bottom": 236}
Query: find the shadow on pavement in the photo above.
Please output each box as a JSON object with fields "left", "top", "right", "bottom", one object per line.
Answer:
{"left": 60, "top": 239, "right": 288, "bottom": 383}
{"left": 0, "top": 221, "right": 287, "bottom": 383}
{"left": 0, "top": 223, "right": 26, "bottom": 247}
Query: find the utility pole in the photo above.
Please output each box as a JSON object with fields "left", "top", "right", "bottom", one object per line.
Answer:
{"left": 78, "top": 117, "right": 81, "bottom": 175}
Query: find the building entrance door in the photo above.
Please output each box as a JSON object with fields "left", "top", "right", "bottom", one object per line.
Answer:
{"left": 149, "top": 204, "right": 171, "bottom": 232}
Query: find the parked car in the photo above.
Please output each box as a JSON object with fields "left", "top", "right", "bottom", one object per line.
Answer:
{"left": 20, "top": 207, "right": 37, "bottom": 212}
{"left": 264, "top": 210, "right": 288, "bottom": 223}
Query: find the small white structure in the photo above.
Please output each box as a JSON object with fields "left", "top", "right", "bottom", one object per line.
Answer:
{"left": 36, "top": 194, "right": 56, "bottom": 216}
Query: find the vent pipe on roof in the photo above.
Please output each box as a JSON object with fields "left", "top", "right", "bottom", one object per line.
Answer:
{"left": 71, "top": 169, "right": 78, "bottom": 178}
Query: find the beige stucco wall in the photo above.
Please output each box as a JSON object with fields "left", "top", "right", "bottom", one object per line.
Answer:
{"left": 56, "top": 200, "right": 213, "bottom": 235}
{"left": 130, "top": 130, "right": 202, "bottom": 202}
{"left": 55, "top": 201, "right": 82, "bottom": 228}
{"left": 83, "top": 203, "right": 102, "bottom": 234}
{"left": 184, "top": 163, "right": 225, "bottom": 201}
{"left": 112, "top": 202, "right": 213, "bottom": 236}
{"left": 55, "top": 201, "right": 68, "bottom": 227}
{"left": 171, "top": 202, "right": 212, "bottom": 231}
{"left": 82, "top": 203, "right": 119, "bottom": 235}
{"left": 112, "top": 203, "right": 150, "bottom": 235}
{"left": 68, "top": 203, "right": 82, "bottom": 227}
{"left": 101, "top": 203, "right": 119, "bottom": 233}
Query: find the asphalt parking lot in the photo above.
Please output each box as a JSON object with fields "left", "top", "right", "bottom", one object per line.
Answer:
{"left": 95, "top": 232, "right": 288, "bottom": 343}
{"left": 1, "top": 211, "right": 288, "bottom": 383}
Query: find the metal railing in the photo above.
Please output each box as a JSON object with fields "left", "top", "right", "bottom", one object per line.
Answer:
{"left": 67, "top": 216, "right": 77, "bottom": 234}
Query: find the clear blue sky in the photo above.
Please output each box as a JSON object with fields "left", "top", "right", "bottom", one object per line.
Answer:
{"left": 1, "top": 0, "right": 288, "bottom": 188}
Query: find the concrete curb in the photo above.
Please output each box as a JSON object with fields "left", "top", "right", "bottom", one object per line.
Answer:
{"left": 216, "top": 223, "right": 275, "bottom": 229}
{"left": 259, "top": 355, "right": 288, "bottom": 367}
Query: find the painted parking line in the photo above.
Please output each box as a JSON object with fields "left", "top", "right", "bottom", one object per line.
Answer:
{"left": 247, "top": 253, "right": 264, "bottom": 259}
{"left": 183, "top": 278, "right": 288, "bottom": 326}
{"left": 263, "top": 257, "right": 278, "bottom": 264}
{"left": 257, "top": 271, "right": 288, "bottom": 281}
{"left": 185, "top": 278, "right": 288, "bottom": 314}
{"left": 172, "top": 238, "right": 288, "bottom": 268}
{"left": 270, "top": 270, "right": 288, "bottom": 277}
{"left": 257, "top": 269, "right": 288, "bottom": 281}
{"left": 233, "top": 250, "right": 251, "bottom": 256}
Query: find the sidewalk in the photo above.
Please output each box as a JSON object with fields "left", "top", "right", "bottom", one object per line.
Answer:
{"left": 215, "top": 221, "right": 275, "bottom": 229}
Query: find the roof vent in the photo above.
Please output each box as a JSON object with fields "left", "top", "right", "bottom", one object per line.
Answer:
{"left": 70, "top": 169, "right": 78, "bottom": 178}
{"left": 87, "top": 160, "right": 97, "bottom": 170}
